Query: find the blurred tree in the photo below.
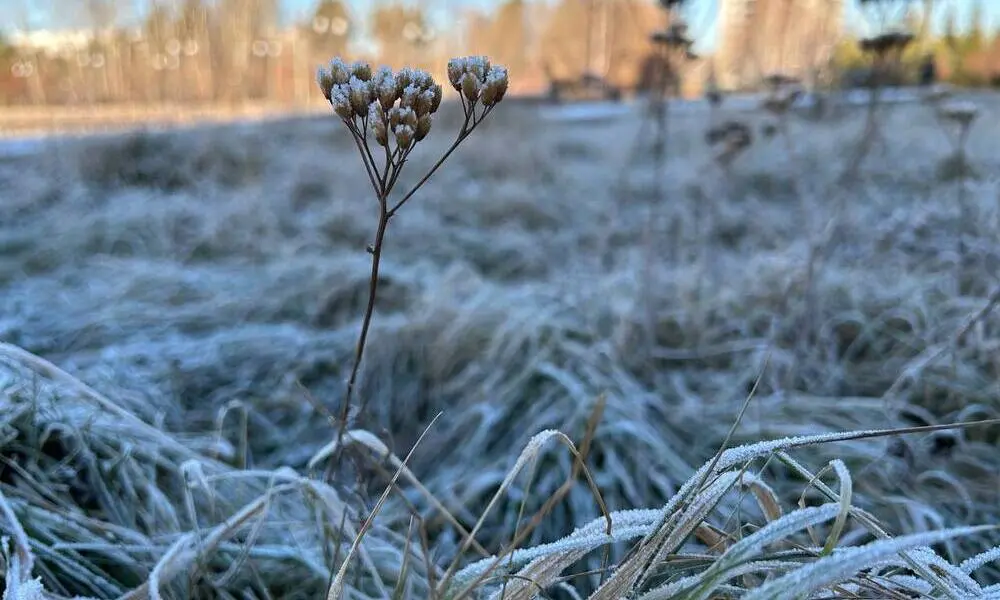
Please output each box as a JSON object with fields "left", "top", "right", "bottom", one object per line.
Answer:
{"left": 372, "top": 3, "right": 433, "bottom": 68}
{"left": 216, "top": 0, "right": 280, "bottom": 101}
{"left": 83, "top": 0, "right": 117, "bottom": 103}
{"left": 176, "top": 0, "right": 213, "bottom": 101}
{"left": 305, "top": 0, "right": 352, "bottom": 61}
{"left": 142, "top": 1, "right": 176, "bottom": 102}
{"left": 941, "top": 5, "right": 958, "bottom": 51}
{"left": 538, "top": 0, "right": 659, "bottom": 91}
{"left": 964, "top": 0, "right": 986, "bottom": 53}
{"left": 474, "top": 0, "right": 528, "bottom": 79}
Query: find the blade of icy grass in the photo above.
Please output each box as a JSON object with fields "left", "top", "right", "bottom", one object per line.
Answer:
{"left": 685, "top": 503, "right": 841, "bottom": 600}
{"left": 960, "top": 544, "right": 1000, "bottom": 576}
{"left": 742, "top": 525, "right": 998, "bottom": 600}
{"left": 821, "top": 459, "right": 852, "bottom": 556}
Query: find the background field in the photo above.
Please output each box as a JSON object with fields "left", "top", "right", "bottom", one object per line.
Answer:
{"left": 2, "top": 91, "right": 1000, "bottom": 598}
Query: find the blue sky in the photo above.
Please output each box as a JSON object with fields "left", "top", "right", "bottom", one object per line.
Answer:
{"left": 6, "top": 0, "right": 997, "bottom": 53}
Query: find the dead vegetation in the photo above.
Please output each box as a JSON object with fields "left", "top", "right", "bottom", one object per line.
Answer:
{"left": 2, "top": 84, "right": 1000, "bottom": 598}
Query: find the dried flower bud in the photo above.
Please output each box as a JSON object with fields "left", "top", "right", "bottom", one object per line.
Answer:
{"left": 400, "top": 84, "right": 420, "bottom": 110}
{"left": 415, "top": 69, "right": 434, "bottom": 89}
{"left": 373, "top": 66, "right": 397, "bottom": 111}
{"left": 415, "top": 114, "right": 432, "bottom": 141}
{"left": 348, "top": 76, "right": 372, "bottom": 116}
{"left": 480, "top": 65, "right": 509, "bottom": 106}
{"left": 371, "top": 109, "right": 389, "bottom": 146}
{"left": 395, "top": 124, "right": 415, "bottom": 149}
{"left": 460, "top": 72, "right": 480, "bottom": 103}
{"left": 429, "top": 84, "right": 443, "bottom": 113}
{"left": 317, "top": 67, "right": 335, "bottom": 100}
{"left": 329, "top": 58, "right": 351, "bottom": 85}
{"left": 388, "top": 106, "right": 402, "bottom": 129}
{"left": 447, "top": 57, "right": 466, "bottom": 91}
{"left": 467, "top": 56, "right": 489, "bottom": 81}
{"left": 330, "top": 85, "right": 353, "bottom": 119}
{"left": 415, "top": 89, "right": 435, "bottom": 116}
{"left": 400, "top": 106, "right": 418, "bottom": 129}
{"left": 351, "top": 60, "right": 372, "bottom": 82}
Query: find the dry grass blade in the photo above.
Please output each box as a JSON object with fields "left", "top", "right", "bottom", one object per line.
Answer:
{"left": 442, "top": 409, "right": 611, "bottom": 600}
{"left": 326, "top": 412, "right": 442, "bottom": 600}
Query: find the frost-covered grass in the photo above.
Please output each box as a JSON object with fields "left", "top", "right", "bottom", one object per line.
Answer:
{"left": 2, "top": 91, "right": 1000, "bottom": 599}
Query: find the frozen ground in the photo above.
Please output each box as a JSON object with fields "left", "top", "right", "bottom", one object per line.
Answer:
{"left": 2, "top": 92, "right": 1000, "bottom": 597}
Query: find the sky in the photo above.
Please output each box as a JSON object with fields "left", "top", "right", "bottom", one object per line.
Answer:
{"left": 4, "top": 0, "right": 997, "bottom": 53}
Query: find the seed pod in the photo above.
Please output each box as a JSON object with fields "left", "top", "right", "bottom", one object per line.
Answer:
{"left": 481, "top": 66, "right": 508, "bottom": 106}
{"left": 351, "top": 60, "right": 372, "bottom": 82}
{"left": 429, "top": 84, "right": 443, "bottom": 113}
{"left": 415, "top": 89, "right": 434, "bottom": 116}
{"left": 400, "top": 106, "right": 418, "bottom": 129}
{"left": 374, "top": 67, "right": 397, "bottom": 112}
{"left": 400, "top": 84, "right": 419, "bottom": 110}
{"left": 373, "top": 115, "right": 388, "bottom": 146}
{"left": 460, "top": 73, "right": 480, "bottom": 103}
{"left": 329, "top": 58, "right": 351, "bottom": 85}
{"left": 388, "top": 106, "right": 403, "bottom": 129}
{"left": 395, "top": 124, "right": 415, "bottom": 149}
{"left": 317, "top": 67, "right": 335, "bottom": 101}
{"left": 447, "top": 58, "right": 465, "bottom": 91}
{"left": 415, "top": 114, "right": 432, "bottom": 141}
{"left": 331, "top": 86, "right": 353, "bottom": 119}
{"left": 348, "top": 77, "right": 371, "bottom": 116}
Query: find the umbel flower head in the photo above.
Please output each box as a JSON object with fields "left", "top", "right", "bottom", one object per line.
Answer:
{"left": 312, "top": 56, "right": 509, "bottom": 450}
{"left": 446, "top": 56, "right": 509, "bottom": 107}
{"left": 316, "top": 58, "right": 443, "bottom": 151}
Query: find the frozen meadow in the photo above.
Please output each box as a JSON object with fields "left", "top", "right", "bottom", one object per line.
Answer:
{"left": 2, "top": 91, "right": 1000, "bottom": 598}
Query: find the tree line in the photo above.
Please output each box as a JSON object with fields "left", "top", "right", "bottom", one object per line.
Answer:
{"left": 0, "top": 0, "right": 997, "bottom": 108}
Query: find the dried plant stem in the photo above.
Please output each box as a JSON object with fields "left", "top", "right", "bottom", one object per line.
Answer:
{"left": 336, "top": 107, "right": 488, "bottom": 457}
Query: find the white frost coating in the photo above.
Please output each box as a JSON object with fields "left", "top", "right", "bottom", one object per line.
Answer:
{"left": 694, "top": 504, "right": 841, "bottom": 590}
{"left": 637, "top": 559, "right": 802, "bottom": 600}
{"left": 2, "top": 576, "right": 45, "bottom": 600}
{"left": 960, "top": 544, "right": 1000, "bottom": 575}
{"left": 743, "top": 526, "right": 994, "bottom": 600}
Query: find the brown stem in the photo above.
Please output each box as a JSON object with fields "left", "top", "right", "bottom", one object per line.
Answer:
{"left": 344, "top": 200, "right": 388, "bottom": 417}
{"left": 388, "top": 109, "right": 475, "bottom": 219}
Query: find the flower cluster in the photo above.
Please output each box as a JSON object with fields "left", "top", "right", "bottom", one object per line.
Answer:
{"left": 446, "top": 56, "right": 509, "bottom": 108}
{"left": 317, "top": 58, "right": 443, "bottom": 151}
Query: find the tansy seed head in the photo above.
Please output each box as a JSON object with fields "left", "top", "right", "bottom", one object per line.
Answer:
{"left": 480, "top": 65, "right": 509, "bottom": 106}
{"left": 373, "top": 66, "right": 398, "bottom": 111}
{"left": 429, "top": 84, "right": 443, "bottom": 113}
{"left": 351, "top": 60, "right": 372, "bottom": 81}
{"left": 400, "top": 84, "right": 420, "bottom": 110}
{"left": 415, "top": 114, "right": 432, "bottom": 141}
{"left": 347, "top": 76, "right": 373, "bottom": 116}
{"left": 388, "top": 106, "right": 417, "bottom": 131}
{"left": 460, "top": 72, "right": 480, "bottom": 102}
{"left": 369, "top": 104, "right": 389, "bottom": 146}
{"left": 330, "top": 85, "right": 353, "bottom": 119}
{"left": 461, "top": 56, "right": 489, "bottom": 82}
{"left": 329, "top": 58, "right": 351, "bottom": 85}
{"left": 415, "top": 89, "right": 435, "bottom": 116}
{"left": 395, "top": 124, "right": 415, "bottom": 149}
{"left": 317, "top": 67, "right": 335, "bottom": 100}
{"left": 447, "top": 57, "right": 466, "bottom": 91}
